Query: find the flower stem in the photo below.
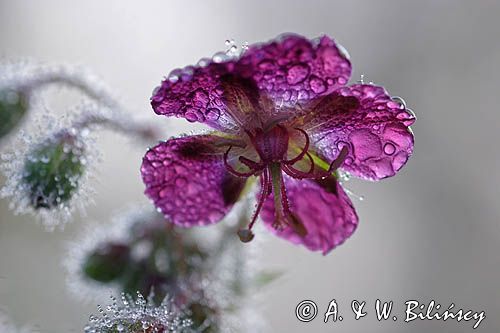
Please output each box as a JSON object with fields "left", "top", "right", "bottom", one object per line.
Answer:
{"left": 71, "top": 108, "right": 159, "bottom": 143}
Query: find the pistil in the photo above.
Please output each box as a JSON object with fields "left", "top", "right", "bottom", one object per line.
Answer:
{"left": 269, "top": 162, "right": 291, "bottom": 229}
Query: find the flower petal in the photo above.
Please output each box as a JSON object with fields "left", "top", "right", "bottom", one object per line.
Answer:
{"left": 260, "top": 176, "right": 358, "bottom": 254}
{"left": 151, "top": 61, "right": 244, "bottom": 131}
{"left": 141, "top": 135, "right": 245, "bottom": 226}
{"left": 306, "top": 84, "right": 415, "bottom": 180}
{"left": 151, "top": 34, "right": 352, "bottom": 130}
{"left": 238, "top": 34, "right": 352, "bottom": 104}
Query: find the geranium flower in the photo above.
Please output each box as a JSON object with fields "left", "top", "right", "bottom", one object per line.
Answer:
{"left": 141, "top": 34, "right": 415, "bottom": 254}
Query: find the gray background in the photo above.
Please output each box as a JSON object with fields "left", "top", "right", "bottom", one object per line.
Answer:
{"left": 1, "top": 0, "right": 499, "bottom": 332}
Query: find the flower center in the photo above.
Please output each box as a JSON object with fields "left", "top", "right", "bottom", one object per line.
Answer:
{"left": 251, "top": 125, "right": 289, "bottom": 163}
{"left": 222, "top": 124, "right": 349, "bottom": 242}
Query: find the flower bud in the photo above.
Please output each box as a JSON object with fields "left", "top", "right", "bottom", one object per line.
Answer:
{"left": 22, "top": 132, "right": 85, "bottom": 209}
{"left": 83, "top": 242, "right": 130, "bottom": 282}
{"left": 0, "top": 89, "right": 28, "bottom": 139}
{"left": 72, "top": 209, "right": 209, "bottom": 306}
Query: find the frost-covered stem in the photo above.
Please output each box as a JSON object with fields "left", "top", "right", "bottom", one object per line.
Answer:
{"left": 2, "top": 62, "right": 161, "bottom": 142}
{"left": 72, "top": 108, "right": 159, "bottom": 143}
{"left": 2, "top": 64, "right": 119, "bottom": 109}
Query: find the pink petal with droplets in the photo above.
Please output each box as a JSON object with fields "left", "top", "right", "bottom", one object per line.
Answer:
{"left": 260, "top": 176, "right": 358, "bottom": 254}
{"left": 141, "top": 135, "right": 245, "bottom": 226}
{"left": 306, "top": 84, "right": 415, "bottom": 180}
{"left": 151, "top": 61, "right": 243, "bottom": 132}
{"left": 238, "top": 34, "right": 352, "bottom": 104}
{"left": 151, "top": 34, "right": 352, "bottom": 130}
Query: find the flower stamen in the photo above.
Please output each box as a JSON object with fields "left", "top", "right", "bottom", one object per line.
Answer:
{"left": 237, "top": 167, "right": 271, "bottom": 242}
{"left": 327, "top": 146, "right": 349, "bottom": 173}
{"left": 284, "top": 128, "right": 310, "bottom": 165}
{"left": 238, "top": 156, "right": 262, "bottom": 170}
{"left": 282, "top": 152, "right": 315, "bottom": 179}
{"left": 223, "top": 146, "right": 256, "bottom": 177}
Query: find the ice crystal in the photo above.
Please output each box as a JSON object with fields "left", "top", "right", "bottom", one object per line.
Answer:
{"left": 84, "top": 293, "right": 193, "bottom": 333}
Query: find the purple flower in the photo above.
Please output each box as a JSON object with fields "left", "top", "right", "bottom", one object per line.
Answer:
{"left": 141, "top": 34, "right": 415, "bottom": 254}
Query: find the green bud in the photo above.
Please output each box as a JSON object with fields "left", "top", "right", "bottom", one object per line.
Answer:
{"left": 0, "top": 89, "right": 28, "bottom": 139}
{"left": 22, "top": 133, "right": 84, "bottom": 209}
{"left": 83, "top": 242, "right": 130, "bottom": 282}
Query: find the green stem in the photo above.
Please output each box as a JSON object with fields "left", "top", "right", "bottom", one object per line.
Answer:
{"left": 269, "top": 163, "right": 285, "bottom": 221}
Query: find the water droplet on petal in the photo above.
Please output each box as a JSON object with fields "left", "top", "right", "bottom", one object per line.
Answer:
{"left": 336, "top": 42, "right": 351, "bottom": 60}
{"left": 286, "top": 63, "right": 310, "bottom": 85}
{"left": 392, "top": 96, "right": 407, "bottom": 109}
{"left": 205, "top": 108, "right": 221, "bottom": 120}
{"left": 337, "top": 77, "right": 348, "bottom": 85}
{"left": 383, "top": 142, "right": 396, "bottom": 155}
{"left": 184, "top": 109, "right": 199, "bottom": 122}
{"left": 309, "top": 76, "right": 327, "bottom": 94}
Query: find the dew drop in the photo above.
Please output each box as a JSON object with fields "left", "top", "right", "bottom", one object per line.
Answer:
{"left": 309, "top": 76, "right": 327, "bottom": 94}
{"left": 406, "top": 108, "right": 416, "bottom": 119}
{"left": 383, "top": 142, "right": 396, "bottom": 155}
{"left": 212, "top": 52, "right": 230, "bottom": 63}
{"left": 258, "top": 59, "right": 275, "bottom": 70}
{"left": 392, "top": 96, "right": 407, "bottom": 109}
{"left": 358, "top": 74, "right": 365, "bottom": 84}
{"left": 152, "top": 85, "right": 161, "bottom": 96}
{"left": 205, "top": 108, "right": 221, "bottom": 120}
{"left": 337, "top": 77, "right": 348, "bottom": 85}
{"left": 184, "top": 109, "right": 198, "bottom": 122}
{"left": 286, "top": 63, "right": 310, "bottom": 85}
{"left": 175, "top": 177, "right": 187, "bottom": 187}
{"left": 336, "top": 42, "right": 351, "bottom": 60}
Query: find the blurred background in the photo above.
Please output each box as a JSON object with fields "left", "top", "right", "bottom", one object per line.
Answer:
{"left": 1, "top": 0, "right": 499, "bottom": 332}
